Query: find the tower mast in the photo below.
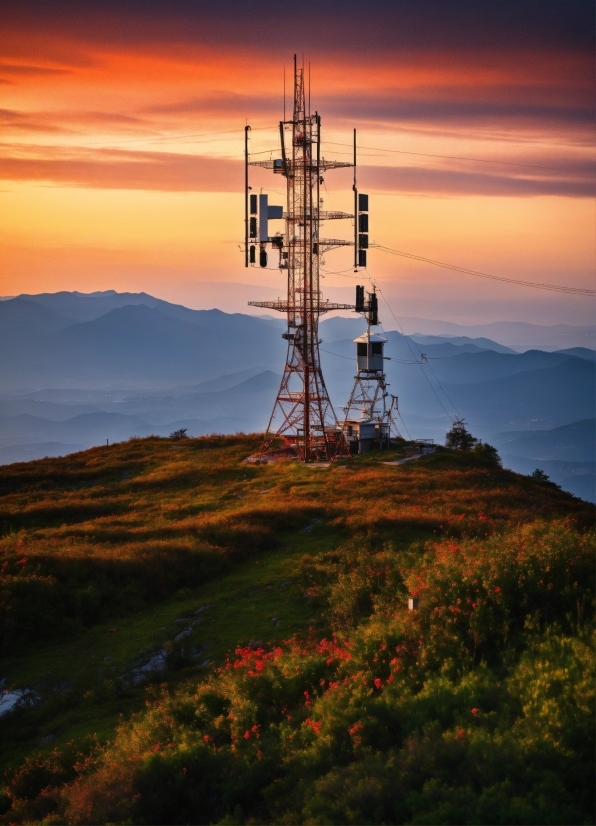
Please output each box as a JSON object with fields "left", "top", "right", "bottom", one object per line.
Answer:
{"left": 247, "top": 58, "right": 355, "bottom": 461}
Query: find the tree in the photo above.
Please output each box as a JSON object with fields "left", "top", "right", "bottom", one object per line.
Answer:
{"left": 445, "top": 418, "right": 478, "bottom": 451}
{"left": 531, "top": 468, "right": 550, "bottom": 483}
{"left": 472, "top": 441, "right": 502, "bottom": 467}
{"left": 169, "top": 428, "right": 188, "bottom": 440}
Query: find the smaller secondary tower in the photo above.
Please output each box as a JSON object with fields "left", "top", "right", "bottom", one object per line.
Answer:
{"left": 343, "top": 286, "right": 400, "bottom": 454}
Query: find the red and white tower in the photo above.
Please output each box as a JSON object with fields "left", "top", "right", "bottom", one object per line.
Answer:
{"left": 244, "top": 58, "right": 358, "bottom": 461}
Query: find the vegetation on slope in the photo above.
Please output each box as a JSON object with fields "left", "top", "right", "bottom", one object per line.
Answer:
{"left": 0, "top": 435, "right": 593, "bottom": 824}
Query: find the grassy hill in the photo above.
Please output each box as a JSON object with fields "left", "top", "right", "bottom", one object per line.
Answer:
{"left": 0, "top": 436, "right": 593, "bottom": 824}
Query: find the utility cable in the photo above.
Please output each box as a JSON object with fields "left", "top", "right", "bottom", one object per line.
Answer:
{"left": 396, "top": 410, "right": 411, "bottom": 441}
{"left": 373, "top": 245, "right": 594, "bottom": 296}
{"left": 323, "top": 141, "right": 561, "bottom": 172}
{"left": 375, "top": 284, "right": 459, "bottom": 422}
{"left": 82, "top": 125, "right": 275, "bottom": 148}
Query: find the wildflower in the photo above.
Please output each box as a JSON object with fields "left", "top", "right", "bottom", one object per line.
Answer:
{"left": 243, "top": 730, "right": 250, "bottom": 740}
{"left": 471, "top": 707, "right": 480, "bottom": 715}
{"left": 374, "top": 677, "right": 383, "bottom": 689}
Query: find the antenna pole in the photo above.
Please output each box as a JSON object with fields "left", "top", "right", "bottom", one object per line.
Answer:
{"left": 353, "top": 128, "right": 358, "bottom": 270}
{"left": 244, "top": 125, "right": 250, "bottom": 267}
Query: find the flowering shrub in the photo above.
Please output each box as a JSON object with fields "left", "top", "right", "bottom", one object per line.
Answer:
{"left": 4, "top": 519, "right": 590, "bottom": 824}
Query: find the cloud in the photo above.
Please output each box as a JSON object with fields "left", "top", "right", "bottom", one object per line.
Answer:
{"left": 359, "top": 163, "right": 594, "bottom": 198}
{"left": 145, "top": 92, "right": 282, "bottom": 118}
{"left": 0, "top": 144, "right": 591, "bottom": 197}
{"left": 0, "top": 62, "right": 72, "bottom": 78}
{"left": 0, "top": 108, "right": 71, "bottom": 133}
{"left": 0, "top": 147, "right": 242, "bottom": 191}
{"left": 1, "top": 0, "right": 592, "bottom": 53}
{"left": 319, "top": 90, "right": 593, "bottom": 133}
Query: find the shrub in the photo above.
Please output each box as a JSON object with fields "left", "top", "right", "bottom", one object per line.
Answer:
{"left": 472, "top": 441, "right": 502, "bottom": 467}
{"left": 19, "top": 519, "right": 592, "bottom": 825}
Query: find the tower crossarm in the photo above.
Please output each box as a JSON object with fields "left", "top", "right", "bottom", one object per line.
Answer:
{"left": 319, "top": 211, "right": 354, "bottom": 220}
{"left": 249, "top": 159, "right": 352, "bottom": 173}
{"left": 319, "top": 159, "right": 353, "bottom": 172}
{"left": 248, "top": 300, "right": 354, "bottom": 314}
{"left": 283, "top": 211, "right": 353, "bottom": 222}
{"left": 317, "top": 238, "right": 354, "bottom": 253}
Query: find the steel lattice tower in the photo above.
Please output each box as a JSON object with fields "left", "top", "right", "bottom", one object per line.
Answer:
{"left": 245, "top": 58, "right": 355, "bottom": 461}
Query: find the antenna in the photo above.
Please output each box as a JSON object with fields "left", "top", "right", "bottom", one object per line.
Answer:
{"left": 353, "top": 128, "right": 357, "bottom": 269}
{"left": 283, "top": 65, "right": 286, "bottom": 121}
{"left": 244, "top": 124, "right": 251, "bottom": 268}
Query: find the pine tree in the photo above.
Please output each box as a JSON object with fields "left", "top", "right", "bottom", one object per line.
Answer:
{"left": 445, "top": 418, "right": 478, "bottom": 451}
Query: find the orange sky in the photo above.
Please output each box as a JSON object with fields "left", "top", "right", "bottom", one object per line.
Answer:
{"left": 0, "top": 1, "right": 593, "bottom": 324}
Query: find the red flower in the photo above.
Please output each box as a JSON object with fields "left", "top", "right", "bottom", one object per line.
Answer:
{"left": 471, "top": 707, "right": 479, "bottom": 715}
{"left": 373, "top": 678, "right": 383, "bottom": 689}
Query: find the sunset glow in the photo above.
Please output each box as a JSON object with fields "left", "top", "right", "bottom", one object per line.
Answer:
{"left": 1, "top": 1, "right": 593, "bottom": 323}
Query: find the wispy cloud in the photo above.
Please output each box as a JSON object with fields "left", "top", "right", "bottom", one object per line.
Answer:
{"left": 0, "top": 143, "right": 591, "bottom": 197}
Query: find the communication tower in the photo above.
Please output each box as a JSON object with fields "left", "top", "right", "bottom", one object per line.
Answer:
{"left": 244, "top": 56, "right": 366, "bottom": 461}
{"left": 343, "top": 285, "right": 400, "bottom": 454}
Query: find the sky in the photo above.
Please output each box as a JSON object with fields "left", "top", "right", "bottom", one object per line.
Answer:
{"left": 0, "top": 0, "right": 594, "bottom": 325}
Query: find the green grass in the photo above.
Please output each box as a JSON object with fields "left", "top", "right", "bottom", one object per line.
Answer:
{"left": 0, "top": 461, "right": 339, "bottom": 770}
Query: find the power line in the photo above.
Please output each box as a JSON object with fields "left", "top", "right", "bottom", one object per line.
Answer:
{"left": 82, "top": 125, "right": 275, "bottom": 148}
{"left": 375, "top": 285, "right": 460, "bottom": 422}
{"left": 323, "top": 141, "right": 560, "bottom": 171}
{"left": 373, "top": 245, "right": 594, "bottom": 296}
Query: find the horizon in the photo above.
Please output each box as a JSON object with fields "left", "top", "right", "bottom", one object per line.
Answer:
{"left": 2, "top": 286, "right": 596, "bottom": 331}
{"left": 0, "top": 282, "right": 596, "bottom": 336}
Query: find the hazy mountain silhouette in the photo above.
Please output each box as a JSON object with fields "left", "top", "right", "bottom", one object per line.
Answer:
{"left": 492, "top": 419, "right": 595, "bottom": 463}
{"left": 0, "top": 290, "right": 594, "bottom": 501}
{"left": 0, "top": 303, "right": 285, "bottom": 388}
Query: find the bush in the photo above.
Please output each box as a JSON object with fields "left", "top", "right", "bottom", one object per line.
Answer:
{"left": 16, "top": 520, "right": 592, "bottom": 825}
{"left": 472, "top": 441, "right": 502, "bottom": 467}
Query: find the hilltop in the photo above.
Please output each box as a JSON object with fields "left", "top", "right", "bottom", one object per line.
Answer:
{"left": 0, "top": 435, "right": 593, "bottom": 824}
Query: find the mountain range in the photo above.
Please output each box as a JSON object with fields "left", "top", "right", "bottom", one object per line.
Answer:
{"left": 0, "top": 290, "right": 593, "bottom": 501}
